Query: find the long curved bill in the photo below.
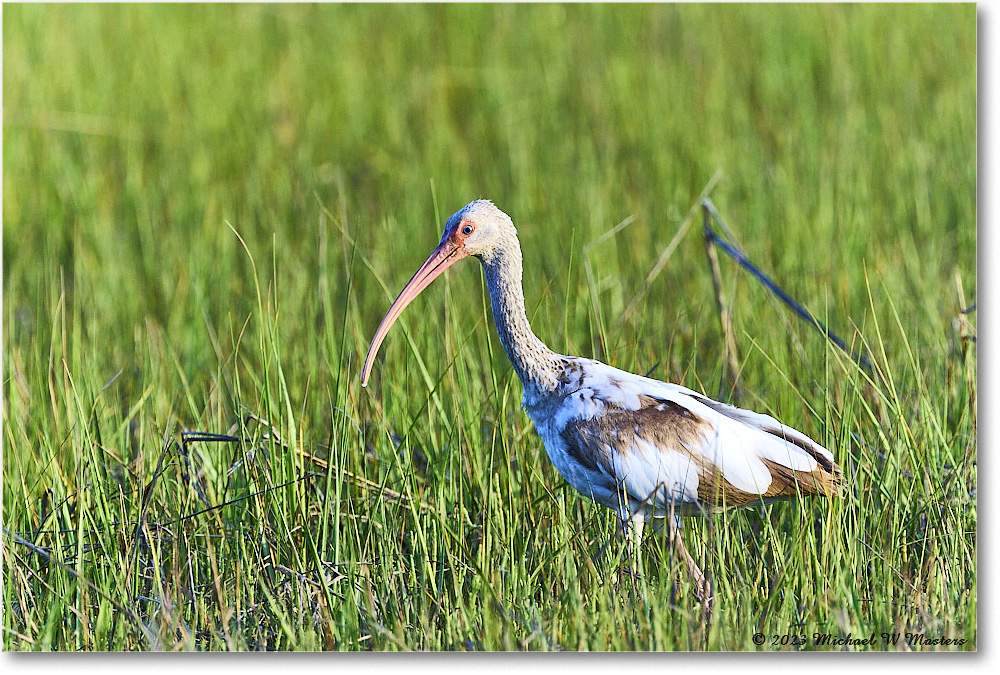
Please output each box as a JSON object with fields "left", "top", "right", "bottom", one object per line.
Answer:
{"left": 360, "top": 239, "right": 468, "bottom": 387}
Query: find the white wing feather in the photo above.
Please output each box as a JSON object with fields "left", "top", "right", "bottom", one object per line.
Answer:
{"left": 532, "top": 359, "right": 833, "bottom": 516}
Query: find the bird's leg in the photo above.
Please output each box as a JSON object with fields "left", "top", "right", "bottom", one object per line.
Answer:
{"left": 667, "top": 517, "right": 713, "bottom": 621}
{"left": 670, "top": 527, "right": 711, "bottom": 601}
{"left": 627, "top": 516, "right": 645, "bottom": 570}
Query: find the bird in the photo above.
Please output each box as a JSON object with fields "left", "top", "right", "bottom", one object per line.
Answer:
{"left": 361, "top": 199, "right": 842, "bottom": 608}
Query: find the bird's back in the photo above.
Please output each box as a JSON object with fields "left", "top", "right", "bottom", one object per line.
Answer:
{"left": 526, "top": 357, "right": 842, "bottom": 520}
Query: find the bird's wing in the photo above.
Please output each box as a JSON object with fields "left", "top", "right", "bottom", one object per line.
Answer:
{"left": 554, "top": 360, "right": 842, "bottom": 516}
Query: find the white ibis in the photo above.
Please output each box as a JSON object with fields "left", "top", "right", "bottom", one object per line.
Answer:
{"left": 361, "top": 199, "right": 842, "bottom": 605}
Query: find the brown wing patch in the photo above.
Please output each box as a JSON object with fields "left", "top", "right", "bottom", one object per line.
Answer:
{"left": 694, "top": 472, "right": 762, "bottom": 509}
{"left": 559, "top": 394, "right": 715, "bottom": 495}
{"left": 691, "top": 459, "right": 841, "bottom": 510}
{"left": 560, "top": 395, "right": 710, "bottom": 461}
{"left": 558, "top": 392, "right": 842, "bottom": 512}
{"left": 760, "top": 458, "right": 842, "bottom": 499}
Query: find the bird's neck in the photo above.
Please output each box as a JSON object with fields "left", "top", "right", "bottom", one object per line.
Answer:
{"left": 480, "top": 238, "right": 562, "bottom": 392}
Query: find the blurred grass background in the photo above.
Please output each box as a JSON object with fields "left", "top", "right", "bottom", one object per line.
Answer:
{"left": 3, "top": 3, "right": 976, "bottom": 650}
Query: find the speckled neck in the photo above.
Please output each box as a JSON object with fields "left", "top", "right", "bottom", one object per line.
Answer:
{"left": 478, "top": 232, "right": 562, "bottom": 393}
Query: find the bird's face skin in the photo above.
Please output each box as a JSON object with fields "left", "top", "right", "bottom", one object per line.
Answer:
{"left": 360, "top": 200, "right": 510, "bottom": 386}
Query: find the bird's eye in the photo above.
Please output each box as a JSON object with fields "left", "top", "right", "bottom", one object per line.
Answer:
{"left": 462, "top": 224, "right": 474, "bottom": 235}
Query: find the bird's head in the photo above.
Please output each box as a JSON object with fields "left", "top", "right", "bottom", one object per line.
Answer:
{"left": 442, "top": 199, "right": 516, "bottom": 262}
{"left": 360, "top": 199, "right": 516, "bottom": 387}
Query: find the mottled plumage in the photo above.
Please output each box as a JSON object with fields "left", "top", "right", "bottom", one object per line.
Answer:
{"left": 362, "top": 199, "right": 842, "bottom": 607}
{"left": 529, "top": 358, "right": 841, "bottom": 520}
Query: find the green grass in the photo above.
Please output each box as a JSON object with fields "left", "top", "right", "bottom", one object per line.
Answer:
{"left": 3, "top": 3, "right": 976, "bottom": 651}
